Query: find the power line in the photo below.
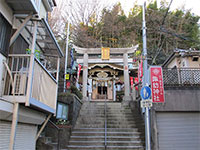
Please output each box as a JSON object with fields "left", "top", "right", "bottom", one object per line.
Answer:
{"left": 161, "top": 0, "right": 173, "bottom": 25}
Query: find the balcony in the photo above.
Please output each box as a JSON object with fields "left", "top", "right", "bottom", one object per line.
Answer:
{"left": 6, "top": 0, "right": 39, "bottom": 14}
{"left": 1, "top": 15, "right": 63, "bottom": 113}
{"left": 3, "top": 54, "right": 59, "bottom": 113}
{"left": 6, "top": 0, "right": 56, "bottom": 16}
{"left": 163, "top": 68, "right": 200, "bottom": 88}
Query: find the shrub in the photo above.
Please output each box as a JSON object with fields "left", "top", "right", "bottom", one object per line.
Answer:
{"left": 70, "top": 85, "right": 83, "bottom": 100}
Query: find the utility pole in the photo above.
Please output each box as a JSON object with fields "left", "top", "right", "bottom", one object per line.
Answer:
{"left": 64, "top": 22, "right": 70, "bottom": 92}
{"left": 142, "top": 2, "right": 151, "bottom": 150}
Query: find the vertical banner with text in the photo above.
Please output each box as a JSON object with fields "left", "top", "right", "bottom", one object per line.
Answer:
{"left": 150, "top": 66, "right": 165, "bottom": 103}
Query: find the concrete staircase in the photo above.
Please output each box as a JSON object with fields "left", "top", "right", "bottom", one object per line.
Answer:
{"left": 65, "top": 101, "right": 145, "bottom": 150}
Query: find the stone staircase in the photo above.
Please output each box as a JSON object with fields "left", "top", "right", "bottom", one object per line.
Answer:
{"left": 65, "top": 101, "right": 145, "bottom": 150}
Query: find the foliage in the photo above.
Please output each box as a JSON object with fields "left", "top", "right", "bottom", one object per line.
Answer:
{"left": 49, "top": 0, "right": 200, "bottom": 65}
{"left": 70, "top": 1, "right": 200, "bottom": 64}
{"left": 56, "top": 119, "right": 70, "bottom": 125}
{"left": 70, "top": 85, "right": 83, "bottom": 100}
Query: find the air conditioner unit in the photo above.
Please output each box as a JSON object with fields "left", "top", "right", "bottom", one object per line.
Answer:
{"left": 12, "top": 74, "right": 27, "bottom": 95}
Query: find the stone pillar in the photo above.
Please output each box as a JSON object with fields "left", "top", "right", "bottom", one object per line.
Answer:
{"left": 123, "top": 52, "right": 131, "bottom": 100}
{"left": 88, "top": 78, "right": 92, "bottom": 101}
{"left": 82, "top": 53, "right": 88, "bottom": 100}
{"left": 113, "top": 77, "right": 116, "bottom": 101}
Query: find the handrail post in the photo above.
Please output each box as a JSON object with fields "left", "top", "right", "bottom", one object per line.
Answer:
{"left": 104, "top": 93, "right": 107, "bottom": 149}
{"left": 57, "top": 129, "right": 60, "bottom": 150}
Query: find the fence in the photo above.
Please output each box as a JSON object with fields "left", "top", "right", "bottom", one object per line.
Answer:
{"left": 163, "top": 68, "right": 200, "bottom": 87}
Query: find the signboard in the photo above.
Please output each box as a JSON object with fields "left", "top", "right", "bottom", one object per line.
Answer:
{"left": 140, "top": 86, "right": 151, "bottom": 100}
{"left": 101, "top": 47, "right": 110, "bottom": 60}
{"left": 65, "top": 74, "right": 70, "bottom": 80}
{"left": 150, "top": 66, "right": 165, "bottom": 103}
{"left": 141, "top": 99, "right": 152, "bottom": 108}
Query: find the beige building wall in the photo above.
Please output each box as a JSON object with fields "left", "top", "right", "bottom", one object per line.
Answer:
{"left": 187, "top": 57, "right": 200, "bottom": 68}
{"left": 167, "top": 57, "right": 179, "bottom": 68}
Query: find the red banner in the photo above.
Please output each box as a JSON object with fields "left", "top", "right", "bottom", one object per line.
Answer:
{"left": 130, "top": 77, "right": 134, "bottom": 89}
{"left": 76, "top": 64, "right": 81, "bottom": 82}
{"left": 150, "top": 66, "right": 165, "bottom": 103}
{"left": 134, "top": 77, "right": 139, "bottom": 91}
{"left": 138, "top": 57, "right": 143, "bottom": 82}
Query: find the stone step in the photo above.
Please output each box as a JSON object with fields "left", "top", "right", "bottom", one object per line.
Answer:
{"left": 73, "top": 128, "right": 139, "bottom": 132}
{"left": 75, "top": 118, "right": 140, "bottom": 122}
{"left": 71, "top": 131, "right": 142, "bottom": 136}
{"left": 68, "top": 140, "right": 144, "bottom": 146}
{"left": 66, "top": 145, "right": 144, "bottom": 150}
{"left": 75, "top": 123, "right": 142, "bottom": 127}
{"left": 81, "top": 104, "right": 122, "bottom": 107}
{"left": 78, "top": 114, "right": 142, "bottom": 118}
{"left": 76, "top": 120, "right": 144, "bottom": 125}
{"left": 70, "top": 135, "right": 143, "bottom": 141}
{"left": 67, "top": 101, "right": 145, "bottom": 150}
{"left": 75, "top": 123, "right": 143, "bottom": 127}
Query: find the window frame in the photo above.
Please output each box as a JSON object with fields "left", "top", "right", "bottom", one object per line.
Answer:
{"left": 0, "top": 13, "right": 12, "bottom": 57}
{"left": 56, "top": 102, "right": 69, "bottom": 120}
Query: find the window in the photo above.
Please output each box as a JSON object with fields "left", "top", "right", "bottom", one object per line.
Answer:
{"left": 56, "top": 102, "right": 69, "bottom": 120}
{"left": 192, "top": 56, "right": 199, "bottom": 61}
{"left": 10, "top": 34, "right": 29, "bottom": 54}
{"left": 0, "top": 13, "right": 12, "bottom": 56}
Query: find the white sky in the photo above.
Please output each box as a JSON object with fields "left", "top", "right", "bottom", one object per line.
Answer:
{"left": 107, "top": 0, "right": 200, "bottom": 16}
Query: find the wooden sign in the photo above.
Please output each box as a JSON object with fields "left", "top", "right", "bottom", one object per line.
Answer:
{"left": 101, "top": 47, "right": 110, "bottom": 60}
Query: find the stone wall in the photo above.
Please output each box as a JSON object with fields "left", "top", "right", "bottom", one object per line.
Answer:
{"left": 36, "top": 93, "right": 82, "bottom": 150}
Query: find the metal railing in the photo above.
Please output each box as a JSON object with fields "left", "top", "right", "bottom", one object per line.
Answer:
{"left": 104, "top": 94, "right": 107, "bottom": 149}
{"left": 47, "top": 120, "right": 62, "bottom": 150}
{"left": 163, "top": 68, "right": 200, "bottom": 87}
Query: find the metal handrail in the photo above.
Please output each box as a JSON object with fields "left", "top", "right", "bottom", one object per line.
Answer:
{"left": 104, "top": 93, "right": 107, "bottom": 149}
{"left": 48, "top": 120, "right": 61, "bottom": 150}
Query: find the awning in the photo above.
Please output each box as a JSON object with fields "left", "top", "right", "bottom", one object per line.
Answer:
{"left": 19, "top": 17, "right": 64, "bottom": 57}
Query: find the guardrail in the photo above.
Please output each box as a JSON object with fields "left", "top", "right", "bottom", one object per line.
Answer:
{"left": 47, "top": 120, "right": 62, "bottom": 150}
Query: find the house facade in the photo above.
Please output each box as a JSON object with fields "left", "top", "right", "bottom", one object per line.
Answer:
{"left": 151, "top": 49, "right": 200, "bottom": 150}
{"left": 0, "top": 0, "right": 63, "bottom": 149}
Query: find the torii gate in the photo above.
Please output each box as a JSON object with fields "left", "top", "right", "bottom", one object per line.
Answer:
{"left": 74, "top": 45, "right": 138, "bottom": 100}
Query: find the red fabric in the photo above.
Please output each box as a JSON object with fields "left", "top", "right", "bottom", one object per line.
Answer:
{"left": 130, "top": 77, "right": 134, "bottom": 89}
{"left": 77, "top": 64, "right": 82, "bottom": 82}
{"left": 134, "top": 77, "right": 139, "bottom": 91}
